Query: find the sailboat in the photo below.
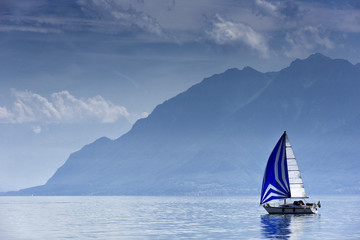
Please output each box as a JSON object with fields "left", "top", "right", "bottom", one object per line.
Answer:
{"left": 260, "top": 131, "right": 320, "bottom": 214}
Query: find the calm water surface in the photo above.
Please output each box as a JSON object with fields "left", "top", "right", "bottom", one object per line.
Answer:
{"left": 0, "top": 195, "right": 359, "bottom": 239}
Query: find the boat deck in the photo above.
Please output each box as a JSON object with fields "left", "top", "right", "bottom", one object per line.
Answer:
{"left": 264, "top": 203, "right": 317, "bottom": 214}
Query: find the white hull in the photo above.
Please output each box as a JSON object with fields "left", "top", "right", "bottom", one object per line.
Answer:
{"left": 264, "top": 204, "right": 317, "bottom": 214}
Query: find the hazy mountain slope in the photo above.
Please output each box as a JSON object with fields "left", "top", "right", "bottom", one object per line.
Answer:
{"left": 9, "top": 53, "right": 360, "bottom": 195}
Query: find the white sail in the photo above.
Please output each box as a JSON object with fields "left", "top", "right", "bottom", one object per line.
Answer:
{"left": 285, "top": 134, "right": 307, "bottom": 198}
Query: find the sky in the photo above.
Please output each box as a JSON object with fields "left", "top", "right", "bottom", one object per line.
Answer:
{"left": 1, "top": 0, "right": 360, "bottom": 192}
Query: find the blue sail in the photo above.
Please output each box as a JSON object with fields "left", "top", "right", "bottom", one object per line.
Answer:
{"left": 260, "top": 132, "right": 291, "bottom": 204}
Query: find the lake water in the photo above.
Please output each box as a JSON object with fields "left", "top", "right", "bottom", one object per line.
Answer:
{"left": 0, "top": 195, "right": 359, "bottom": 239}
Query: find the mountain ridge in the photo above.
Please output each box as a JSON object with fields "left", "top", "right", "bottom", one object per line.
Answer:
{"left": 5, "top": 53, "right": 360, "bottom": 196}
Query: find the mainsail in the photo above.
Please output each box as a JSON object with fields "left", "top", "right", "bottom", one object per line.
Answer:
{"left": 260, "top": 132, "right": 307, "bottom": 204}
{"left": 285, "top": 134, "right": 307, "bottom": 198}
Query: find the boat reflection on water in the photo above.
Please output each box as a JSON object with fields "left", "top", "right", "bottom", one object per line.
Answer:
{"left": 261, "top": 215, "right": 291, "bottom": 239}
{"left": 261, "top": 214, "right": 313, "bottom": 239}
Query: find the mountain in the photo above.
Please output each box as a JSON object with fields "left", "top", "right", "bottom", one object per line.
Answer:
{"left": 8, "top": 53, "right": 360, "bottom": 195}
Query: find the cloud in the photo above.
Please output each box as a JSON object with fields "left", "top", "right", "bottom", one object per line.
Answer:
{"left": 283, "top": 26, "right": 334, "bottom": 57}
{"left": 141, "top": 112, "right": 149, "bottom": 118}
{"left": 0, "top": 25, "right": 63, "bottom": 34}
{"left": 32, "top": 125, "right": 42, "bottom": 134}
{"left": 76, "top": 0, "right": 164, "bottom": 36}
{"left": 253, "top": 0, "right": 279, "bottom": 17}
{"left": 205, "top": 14, "right": 269, "bottom": 57}
{"left": 253, "top": 0, "right": 301, "bottom": 19}
{"left": 11, "top": 90, "right": 61, "bottom": 123}
{"left": 0, "top": 106, "right": 12, "bottom": 119}
{"left": 0, "top": 90, "right": 130, "bottom": 124}
{"left": 127, "top": 111, "right": 150, "bottom": 124}
{"left": 1, "top": 0, "right": 164, "bottom": 37}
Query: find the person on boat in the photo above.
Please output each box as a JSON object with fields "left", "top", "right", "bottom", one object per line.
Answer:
{"left": 293, "top": 200, "right": 304, "bottom": 206}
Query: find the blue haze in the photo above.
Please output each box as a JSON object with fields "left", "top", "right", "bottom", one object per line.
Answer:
{"left": 5, "top": 54, "right": 360, "bottom": 196}
{"left": 1, "top": 0, "right": 360, "bottom": 192}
